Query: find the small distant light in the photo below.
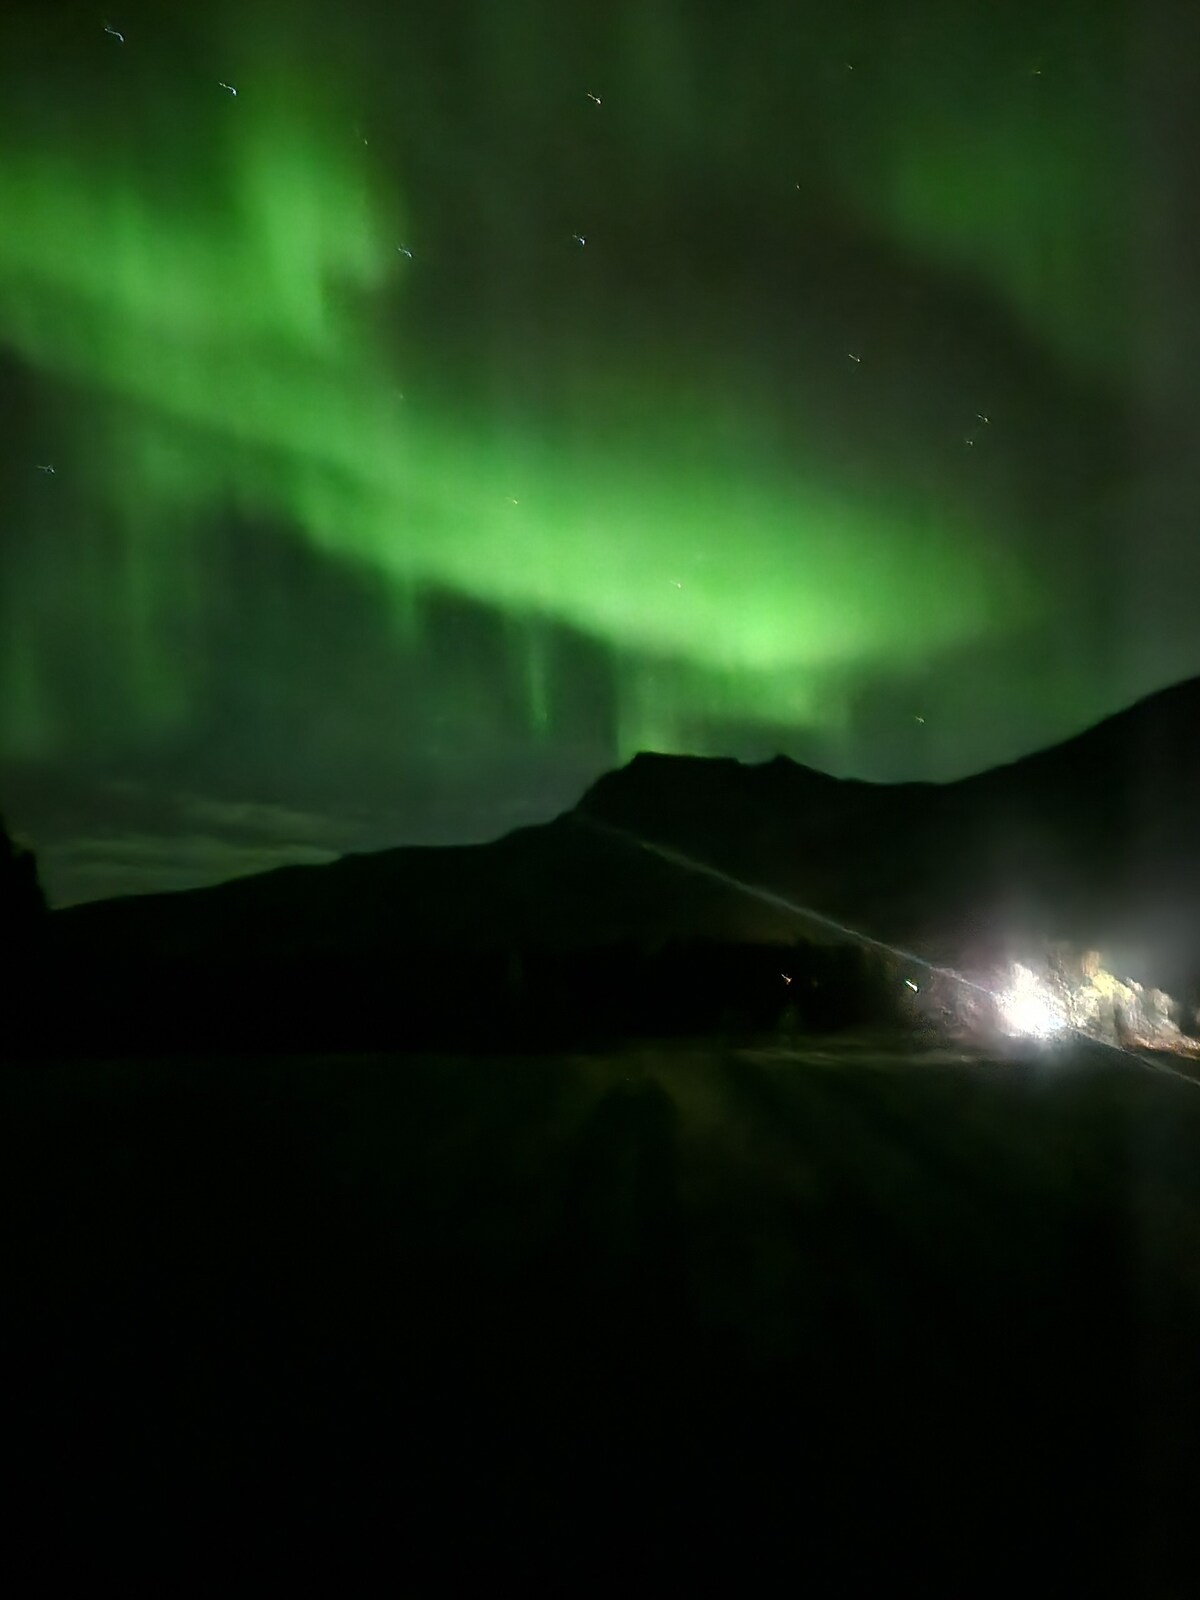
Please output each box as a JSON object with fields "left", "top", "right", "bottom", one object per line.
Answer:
{"left": 781, "top": 974, "right": 793, "bottom": 984}
{"left": 904, "top": 979, "right": 919, "bottom": 992}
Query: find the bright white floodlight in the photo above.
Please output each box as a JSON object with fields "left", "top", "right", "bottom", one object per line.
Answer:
{"left": 998, "top": 963, "right": 1068, "bottom": 1040}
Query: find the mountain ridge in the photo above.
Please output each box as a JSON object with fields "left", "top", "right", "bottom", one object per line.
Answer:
{"left": 41, "top": 673, "right": 1200, "bottom": 1003}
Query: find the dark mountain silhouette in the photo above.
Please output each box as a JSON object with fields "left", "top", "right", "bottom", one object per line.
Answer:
{"left": 1, "top": 811, "right": 46, "bottom": 937}
{"left": 2, "top": 813, "right": 47, "bottom": 1051}
{"left": 576, "top": 673, "right": 1200, "bottom": 993}
{"left": 29, "top": 673, "right": 1200, "bottom": 1051}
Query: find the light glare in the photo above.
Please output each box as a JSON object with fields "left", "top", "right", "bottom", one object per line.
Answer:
{"left": 998, "top": 963, "right": 1068, "bottom": 1040}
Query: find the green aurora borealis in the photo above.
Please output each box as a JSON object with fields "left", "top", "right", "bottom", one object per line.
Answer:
{"left": 2, "top": 0, "right": 1197, "bottom": 902}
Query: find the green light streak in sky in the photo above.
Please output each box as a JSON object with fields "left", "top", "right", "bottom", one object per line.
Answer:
{"left": 846, "top": 104, "right": 1128, "bottom": 380}
{"left": 819, "top": 5, "right": 1132, "bottom": 378}
{"left": 0, "top": 31, "right": 1040, "bottom": 766}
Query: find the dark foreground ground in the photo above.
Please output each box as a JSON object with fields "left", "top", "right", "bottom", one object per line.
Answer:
{"left": 6, "top": 1035, "right": 1200, "bottom": 1591}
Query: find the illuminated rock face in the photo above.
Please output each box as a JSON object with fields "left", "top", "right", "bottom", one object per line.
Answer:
{"left": 911, "top": 936, "right": 1199, "bottom": 1055}
{"left": 1055, "top": 952, "right": 1188, "bottom": 1051}
{"left": 980, "top": 943, "right": 1199, "bottom": 1054}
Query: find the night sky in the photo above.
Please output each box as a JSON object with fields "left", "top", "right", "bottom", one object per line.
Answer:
{"left": 3, "top": 0, "right": 1198, "bottom": 905}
